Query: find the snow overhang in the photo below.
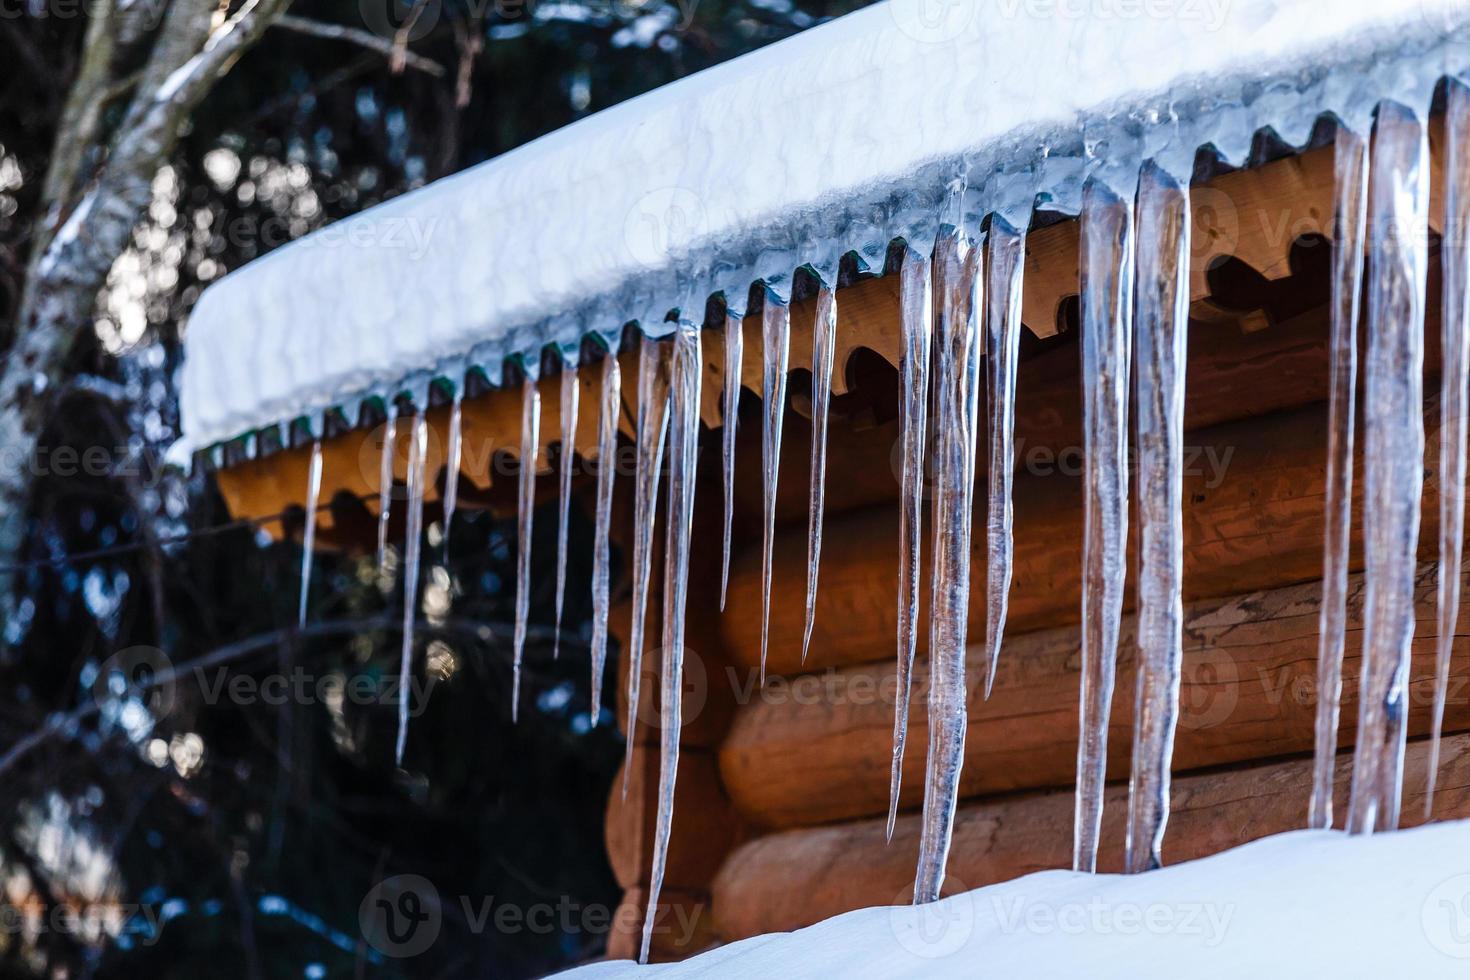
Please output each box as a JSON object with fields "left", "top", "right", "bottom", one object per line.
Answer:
{"left": 180, "top": 0, "right": 1470, "bottom": 458}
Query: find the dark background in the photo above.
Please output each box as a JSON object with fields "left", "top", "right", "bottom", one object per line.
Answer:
{"left": 0, "top": 0, "right": 868, "bottom": 975}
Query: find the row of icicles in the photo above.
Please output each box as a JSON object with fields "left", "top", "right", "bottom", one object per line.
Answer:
{"left": 287, "top": 92, "right": 1467, "bottom": 963}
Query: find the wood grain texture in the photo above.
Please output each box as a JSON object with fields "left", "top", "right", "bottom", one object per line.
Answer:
{"left": 720, "top": 390, "right": 1453, "bottom": 677}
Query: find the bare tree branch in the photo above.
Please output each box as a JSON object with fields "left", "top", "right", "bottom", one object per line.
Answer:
{"left": 0, "top": 0, "right": 296, "bottom": 622}
{"left": 36, "top": 0, "right": 120, "bottom": 252}
{"left": 391, "top": 0, "right": 432, "bottom": 74}
{"left": 274, "top": 15, "right": 446, "bottom": 76}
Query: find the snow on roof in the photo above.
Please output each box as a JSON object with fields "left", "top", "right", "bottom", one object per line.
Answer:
{"left": 560, "top": 821, "right": 1470, "bottom": 978}
{"left": 180, "top": 0, "right": 1470, "bottom": 453}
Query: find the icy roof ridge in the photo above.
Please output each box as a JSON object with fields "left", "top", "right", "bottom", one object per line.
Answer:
{"left": 181, "top": 0, "right": 1470, "bottom": 458}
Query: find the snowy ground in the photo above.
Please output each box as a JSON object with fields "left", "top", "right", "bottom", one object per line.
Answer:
{"left": 564, "top": 820, "right": 1470, "bottom": 978}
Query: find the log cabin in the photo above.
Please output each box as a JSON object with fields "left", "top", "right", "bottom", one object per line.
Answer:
{"left": 178, "top": 0, "right": 1470, "bottom": 968}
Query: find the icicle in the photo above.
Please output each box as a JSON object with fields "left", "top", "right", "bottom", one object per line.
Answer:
{"left": 982, "top": 215, "right": 1028, "bottom": 698}
{"left": 802, "top": 283, "right": 837, "bottom": 662}
{"left": 720, "top": 311, "right": 744, "bottom": 610}
{"left": 297, "top": 439, "right": 324, "bottom": 628}
{"left": 1310, "top": 127, "right": 1370, "bottom": 830}
{"left": 511, "top": 373, "right": 540, "bottom": 724}
{"left": 1073, "top": 179, "right": 1136, "bottom": 872}
{"left": 914, "top": 230, "right": 980, "bottom": 904}
{"left": 639, "top": 321, "right": 702, "bottom": 965}
{"left": 376, "top": 407, "right": 399, "bottom": 573}
{"left": 590, "top": 351, "right": 622, "bottom": 724}
{"left": 442, "top": 393, "right": 463, "bottom": 557}
{"left": 622, "top": 336, "right": 672, "bottom": 795}
{"left": 395, "top": 412, "right": 428, "bottom": 764}
{"left": 759, "top": 290, "right": 791, "bottom": 681}
{"left": 1348, "top": 102, "right": 1429, "bottom": 834}
{"left": 1429, "top": 85, "right": 1470, "bottom": 818}
{"left": 554, "top": 362, "right": 579, "bottom": 659}
{"left": 887, "top": 251, "right": 933, "bottom": 841}
{"left": 1124, "top": 163, "right": 1191, "bottom": 875}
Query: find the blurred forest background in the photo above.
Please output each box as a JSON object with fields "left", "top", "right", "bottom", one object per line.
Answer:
{"left": 0, "top": 0, "right": 866, "bottom": 975}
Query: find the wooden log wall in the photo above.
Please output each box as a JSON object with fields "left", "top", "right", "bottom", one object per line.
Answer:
{"left": 205, "top": 124, "right": 1470, "bottom": 960}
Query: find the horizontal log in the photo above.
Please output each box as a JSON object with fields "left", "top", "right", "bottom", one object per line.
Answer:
{"left": 710, "top": 731, "right": 1470, "bottom": 941}
{"left": 720, "top": 560, "right": 1470, "bottom": 829}
{"left": 720, "top": 393, "right": 1451, "bottom": 677}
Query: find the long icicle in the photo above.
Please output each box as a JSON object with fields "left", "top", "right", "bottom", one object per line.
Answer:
{"left": 887, "top": 250, "right": 933, "bottom": 841}
{"left": 297, "top": 438, "right": 324, "bottom": 628}
{"left": 1125, "top": 162, "right": 1190, "bottom": 874}
{"left": 981, "top": 215, "right": 1028, "bottom": 698}
{"left": 914, "top": 230, "right": 980, "bottom": 903}
{"left": 801, "top": 282, "right": 837, "bottom": 663}
{"left": 1310, "top": 127, "right": 1370, "bottom": 830}
{"left": 1348, "top": 102, "right": 1429, "bottom": 834}
{"left": 622, "top": 336, "right": 672, "bottom": 795}
{"left": 376, "top": 407, "right": 398, "bottom": 573}
{"left": 759, "top": 288, "right": 791, "bottom": 682}
{"left": 590, "top": 349, "right": 622, "bottom": 726}
{"left": 442, "top": 393, "right": 463, "bottom": 558}
{"left": 638, "top": 321, "right": 702, "bottom": 964}
{"left": 1073, "top": 179, "right": 1135, "bottom": 872}
{"left": 395, "top": 412, "right": 428, "bottom": 765}
{"left": 720, "top": 310, "right": 744, "bottom": 610}
{"left": 554, "top": 361, "right": 579, "bottom": 659}
{"left": 1429, "top": 83, "right": 1470, "bottom": 817}
{"left": 512, "top": 371, "right": 540, "bottom": 724}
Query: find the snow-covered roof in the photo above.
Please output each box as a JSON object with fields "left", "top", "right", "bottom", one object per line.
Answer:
{"left": 561, "top": 821, "right": 1470, "bottom": 978}
{"left": 180, "top": 0, "right": 1470, "bottom": 454}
